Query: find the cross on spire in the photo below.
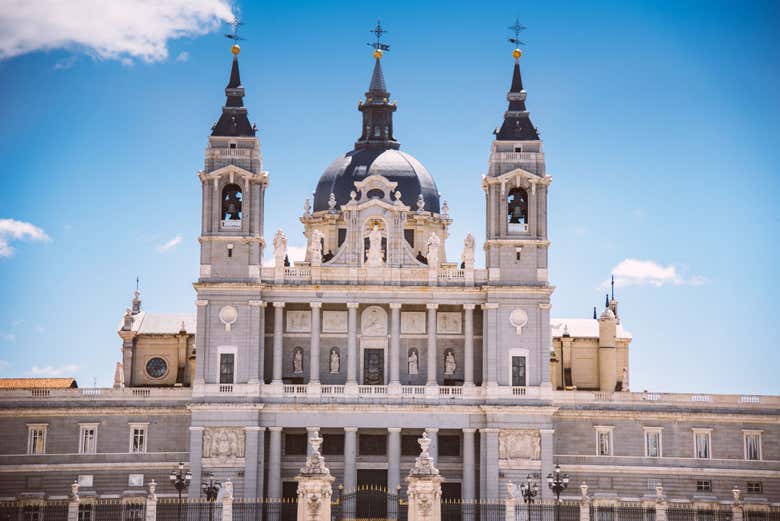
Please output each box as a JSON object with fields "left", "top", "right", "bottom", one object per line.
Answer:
{"left": 225, "top": 17, "right": 245, "bottom": 44}
{"left": 508, "top": 17, "right": 526, "bottom": 48}
{"left": 368, "top": 20, "right": 390, "bottom": 53}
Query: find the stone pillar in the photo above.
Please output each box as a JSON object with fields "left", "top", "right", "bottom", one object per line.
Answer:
{"left": 346, "top": 303, "right": 359, "bottom": 391}
{"left": 406, "top": 432, "right": 442, "bottom": 521}
{"left": 483, "top": 429, "right": 499, "bottom": 500}
{"left": 389, "top": 304, "right": 402, "bottom": 392}
{"left": 479, "top": 430, "right": 486, "bottom": 500}
{"left": 654, "top": 486, "right": 668, "bottom": 521}
{"left": 462, "top": 429, "right": 476, "bottom": 501}
{"left": 388, "top": 428, "right": 401, "bottom": 494}
{"left": 245, "top": 427, "right": 262, "bottom": 498}
{"left": 67, "top": 482, "right": 79, "bottom": 521}
{"left": 426, "top": 304, "right": 438, "bottom": 389}
{"left": 482, "top": 304, "right": 499, "bottom": 391}
{"left": 272, "top": 303, "right": 285, "bottom": 388}
{"left": 425, "top": 428, "right": 439, "bottom": 467}
{"left": 529, "top": 181, "right": 538, "bottom": 237}
{"left": 296, "top": 431, "right": 335, "bottom": 521}
{"left": 222, "top": 481, "right": 233, "bottom": 521}
{"left": 257, "top": 428, "right": 266, "bottom": 499}
{"left": 249, "top": 301, "right": 264, "bottom": 385}
{"left": 188, "top": 427, "right": 204, "bottom": 498}
{"left": 195, "top": 300, "right": 209, "bottom": 385}
{"left": 145, "top": 480, "right": 157, "bottom": 521}
{"left": 343, "top": 427, "right": 357, "bottom": 492}
{"left": 310, "top": 303, "right": 322, "bottom": 387}
{"left": 540, "top": 429, "right": 554, "bottom": 501}
{"left": 463, "top": 305, "right": 475, "bottom": 388}
{"left": 579, "top": 483, "right": 591, "bottom": 521}
{"left": 268, "top": 427, "right": 283, "bottom": 499}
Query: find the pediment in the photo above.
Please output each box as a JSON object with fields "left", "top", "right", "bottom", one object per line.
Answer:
{"left": 199, "top": 164, "right": 265, "bottom": 183}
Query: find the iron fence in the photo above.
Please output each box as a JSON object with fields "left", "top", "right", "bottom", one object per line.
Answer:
{"left": 156, "top": 498, "right": 221, "bottom": 521}
{"left": 0, "top": 501, "right": 69, "bottom": 521}
{"left": 440, "top": 500, "right": 506, "bottom": 521}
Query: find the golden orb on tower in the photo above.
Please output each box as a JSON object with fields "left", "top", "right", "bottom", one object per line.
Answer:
{"left": 231, "top": 44, "right": 241, "bottom": 55}
{"left": 512, "top": 48, "right": 522, "bottom": 60}
{"left": 373, "top": 49, "right": 383, "bottom": 60}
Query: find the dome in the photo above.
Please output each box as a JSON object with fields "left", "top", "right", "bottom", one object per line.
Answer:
{"left": 313, "top": 148, "right": 441, "bottom": 213}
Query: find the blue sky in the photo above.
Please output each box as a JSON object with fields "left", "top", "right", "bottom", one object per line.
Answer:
{"left": 0, "top": 0, "right": 777, "bottom": 393}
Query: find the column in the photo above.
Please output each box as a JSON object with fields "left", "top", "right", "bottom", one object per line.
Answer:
{"left": 462, "top": 429, "right": 476, "bottom": 501}
{"left": 272, "top": 302, "right": 285, "bottom": 386}
{"left": 346, "top": 303, "right": 359, "bottom": 388}
{"left": 529, "top": 181, "right": 538, "bottom": 236}
{"left": 258, "top": 302, "right": 266, "bottom": 385}
{"left": 188, "top": 427, "right": 204, "bottom": 498}
{"left": 195, "top": 300, "right": 208, "bottom": 384}
{"left": 310, "top": 302, "right": 322, "bottom": 385}
{"left": 387, "top": 428, "right": 401, "bottom": 494}
{"left": 248, "top": 301, "right": 264, "bottom": 385}
{"left": 463, "top": 305, "right": 475, "bottom": 387}
{"left": 540, "top": 429, "right": 555, "bottom": 501}
{"left": 426, "top": 304, "right": 438, "bottom": 386}
{"left": 426, "top": 427, "right": 439, "bottom": 467}
{"left": 483, "top": 428, "right": 499, "bottom": 499}
{"left": 479, "top": 430, "right": 486, "bottom": 500}
{"left": 482, "top": 304, "right": 499, "bottom": 389}
{"left": 257, "top": 428, "right": 266, "bottom": 499}
{"left": 244, "top": 427, "right": 261, "bottom": 498}
{"left": 268, "top": 427, "right": 282, "bottom": 499}
{"left": 389, "top": 304, "right": 401, "bottom": 390}
{"left": 343, "top": 427, "right": 357, "bottom": 492}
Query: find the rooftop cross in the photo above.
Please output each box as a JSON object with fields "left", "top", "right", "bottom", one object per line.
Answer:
{"left": 367, "top": 20, "right": 390, "bottom": 56}
{"left": 225, "top": 17, "right": 245, "bottom": 45}
{"left": 508, "top": 18, "right": 526, "bottom": 48}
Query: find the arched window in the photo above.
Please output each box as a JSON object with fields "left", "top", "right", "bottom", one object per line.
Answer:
{"left": 507, "top": 187, "right": 528, "bottom": 231}
{"left": 221, "top": 184, "right": 242, "bottom": 221}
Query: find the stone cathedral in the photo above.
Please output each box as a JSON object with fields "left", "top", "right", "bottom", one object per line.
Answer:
{"left": 0, "top": 39, "right": 777, "bottom": 506}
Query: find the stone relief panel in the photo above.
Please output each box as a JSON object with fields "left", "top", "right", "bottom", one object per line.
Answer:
{"left": 203, "top": 427, "right": 246, "bottom": 464}
{"left": 437, "top": 312, "right": 462, "bottom": 334}
{"left": 286, "top": 310, "right": 311, "bottom": 333}
{"left": 401, "top": 312, "right": 426, "bottom": 334}
{"left": 361, "top": 306, "right": 387, "bottom": 336}
{"left": 322, "top": 311, "right": 348, "bottom": 333}
{"left": 498, "top": 429, "right": 540, "bottom": 467}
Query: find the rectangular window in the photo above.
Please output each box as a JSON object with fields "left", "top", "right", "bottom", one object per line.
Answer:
{"left": 595, "top": 427, "right": 613, "bottom": 456}
{"left": 284, "top": 433, "right": 307, "bottom": 455}
{"left": 747, "top": 482, "right": 763, "bottom": 494}
{"left": 744, "top": 431, "right": 762, "bottom": 461}
{"left": 511, "top": 356, "right": 526, "bottom": 386}
{"left": 644, "top": 428, "right": 662, "bottom": 458}
{"left": 358, "top": 434, "right": 387, "bottom": 456}
{"left": 129, "top": 424, "right": 148, "bottom": 453}
{"left": 219, "top": 353, "right": 235, "bottom": 384}
{"left": 27, "top": 424, "right": 47, "bottom": 455}
{"left": 322, "top": 434, "right": 344, "bottom": 456}
{"left": 79, "top": 425, "right": 98, "bottom": 455}
{"left": 402, "top": 434, "right": 421, "bottom": 456}
{"left": 693, "top": 430, "right": 711, "bottom": 459}
{"left": 696, "top": 480, "right": 712, "bottom": 492}
{"left": 438, "top": 435, "right": 460, "bottom": 457}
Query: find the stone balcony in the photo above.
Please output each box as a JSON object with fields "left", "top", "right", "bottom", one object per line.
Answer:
{"left": 260, "top": 265, "right": 497, "bottom": 287}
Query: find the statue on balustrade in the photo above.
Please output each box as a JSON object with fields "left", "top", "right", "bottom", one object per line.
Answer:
{"left": 426, "top": 233, "right": 440, "bottom": 268}
{"left": 444, "top": 350, "right": 457, "bottom": 376}
{"left": 273, "top": 229, "right": 287, "bottom": 267}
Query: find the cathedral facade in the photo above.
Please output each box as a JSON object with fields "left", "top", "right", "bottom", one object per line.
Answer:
{"left": 0, "top": 43, "right": 777, "bottom": 506}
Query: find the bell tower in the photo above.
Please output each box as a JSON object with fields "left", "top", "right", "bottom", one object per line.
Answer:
{"left": 198, "top": 43, "right": 268, "bottom": 282}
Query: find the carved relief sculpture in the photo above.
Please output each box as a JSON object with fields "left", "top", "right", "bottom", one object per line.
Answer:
{"left": 443, "top": 350, "right": 456, "bottom": 376}
{"left": 202, "top": 427, "right": 246, "bottom": 463}
{"left": 329, "top": 348, "right": 340, "bottom": 374}
{"left": 293, "top": 347, "right": 304, "bottom": 374}
{"left": 498, "top": 429, "right": 541, "bottom": 462}
{"left": 361, "top": 306, "right": 387, "bottom": 336}
{"left": 408, "top": 349, "right": 419, "bottom": 375}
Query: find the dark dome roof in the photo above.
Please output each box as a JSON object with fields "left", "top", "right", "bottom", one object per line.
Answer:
{"left": 313, "top": 148, "right": 440, "bottom": 213}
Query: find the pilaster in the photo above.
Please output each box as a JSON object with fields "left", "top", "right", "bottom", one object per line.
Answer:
{"left": 389, "top": 304, "right": 402, "bottom": 392}
{"left": 426, "top": 304, "right": 439, "bottom": 395}
{"left": 462, "top": 429, "right": 476, "bottom": 501}
{"left": 346, "top": 303, "right": 359, "bottom": 392}
{"left": 272, "top": 302, "right": 285, "bottom": 389}
{"left": 463, "top": 305, "right": 475, "bottom": 387}
{"left": 268, "top": 427, "right": 283, "bottom": 499}
{"left": 343, "top": 427, "right": 357, "bottom": 492}
{"left": 188, "top": 426, "right": 204, "bottom": 498}
{"left": 388, "top": 427, "right": 401, "bottom": 493}
{"left": 244, "top": 427, "right": 262, "bottom": 498}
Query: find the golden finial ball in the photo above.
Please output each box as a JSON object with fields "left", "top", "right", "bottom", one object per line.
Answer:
{"left": 373, "top": 49, "right": 383, "bottom": 59}
{"left": 231, "top": 44, "right": 241, "bottom": 55}
{"left": 512, "top": 48, "right": 522, "bottom": 60}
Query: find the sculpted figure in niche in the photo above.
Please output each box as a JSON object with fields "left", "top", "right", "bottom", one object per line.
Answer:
{"left": 444, "top": 350, "right": 457, "bottom": 376}
{"left": 365, "top": 224, "right": 384, "bottom": 266}
{"left": 329, "top": 348, "right": 340, "bottom": 374}
{"left": 408, "top": 349, "right": 419, "bottom": 376}
{"left": 293, "top": 347, "right": 304, "bottom": 374}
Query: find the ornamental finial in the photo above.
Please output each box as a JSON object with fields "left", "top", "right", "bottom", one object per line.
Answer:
{"left": 368, "top": 20, "right": 390, "bottom": 59}
{"left": 508, "top": 18, "right": 526, "bottom": 61}
{"left": 225, "top": 17, "right": 245, "bottom": 55}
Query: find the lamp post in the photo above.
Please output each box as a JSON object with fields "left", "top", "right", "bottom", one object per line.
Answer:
{"left": 520, "top": 475, "right": 538, "bottom": 521}
{"left": 547, "top": 465, "right": 569, "bottom": 521}
{"left": 202, "top": 472, "right": 221, "bottom": 521}
{"left": 169, "top": 462, "right": 192, "bottom": 521}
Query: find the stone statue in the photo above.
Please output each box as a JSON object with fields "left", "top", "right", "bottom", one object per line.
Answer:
{"left": 426, "top": 233, "right": 440, "bottom": 268}
{"left": 293, "top": 347, "right": 304, "bottom": 374}
{"left": 328, "top": 192, "right": 337, "bottom": 211}
{"left": 416, "top": 194, "right": 425, "bottom": 214}
{"left": 329, "top": 348, "right": 340, "bottom": 374}
{"left": 310, "top": 229, "right": 324, "bottom": 260}
{"left": 113, "top": 362, "right": 124, "bottom": 389}
{"left": 122, "top": 308, "right": 133, "bottom": 331}
{"left": 365, "top": 224, "right": 384, "bottom": 266}
{"left": 408, "top": 349, "right": 419, "bottom": 375}
{"left": 461, "top": 233, "right": 475, "bottom": 268}
{"left": 202, "top": 427, "right": 245, "bottom": 462}
{"left": 444, "top": 350, "right": 456, "bottom": 376}
{"left": 621, "top": 367, "right": 630, "bottom": 391}
{"left": 303, "top": 198, "right": 311, "bottom": 216}
{"left": 442, "top": 200, "right": 450, "bottom": 219}
{"left": 273, "top": 229, "right": 287, "bottom": 267}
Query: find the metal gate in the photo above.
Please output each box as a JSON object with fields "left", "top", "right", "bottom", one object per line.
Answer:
{"left": 336, "top": 486, "right": 401, "bottom": 521}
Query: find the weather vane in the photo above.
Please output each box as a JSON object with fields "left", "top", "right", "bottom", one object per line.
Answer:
{"left": 508, "top": 18, "right": 526, "bottom": 47}
{"left": 225, "top": 17, "right": 245, "bottom": 55}
{"left": 368, "top": 20, "right": 390, "bottom": 55}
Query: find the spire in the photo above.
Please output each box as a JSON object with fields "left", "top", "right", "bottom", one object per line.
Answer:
{"left": 355, "top": 21, "right": 399, "bottom": 150}
{"left": 495, "top": 20, "right": 539, "bottom": 141}
{"left": 211, "top": 43, "right": 256, "bottom": 137}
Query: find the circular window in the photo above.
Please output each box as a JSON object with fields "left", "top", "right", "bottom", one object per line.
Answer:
{"left": 145, "top": 357, "right": 168, "bottom": 379}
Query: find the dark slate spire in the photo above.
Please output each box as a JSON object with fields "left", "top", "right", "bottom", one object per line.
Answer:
{"left": 495, "top": 52, "right": 539, "bottom": 141}
{"left": 355, "top": 52, "right": 399, "bottom": 150}
{"left": 211, "top": 46, "right": 256, "bottom": 137}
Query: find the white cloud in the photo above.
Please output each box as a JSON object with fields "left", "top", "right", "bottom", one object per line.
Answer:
{"left": 0, "top": 219, "right": 49, "bottom": 257}
{"left": 30, "top": 364, "right": 80, "bottom": 377}
{"left": 157, "top": 235, "right": 183, "bottom": 253}
{"left": 0, "top": 0, "right": 233, "bottom": 63}
{"left": 604, "top": 258, "right": 707, "bottom": 289}
{"left": 175, "top": 51, "right": 190, "bottom": 62}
